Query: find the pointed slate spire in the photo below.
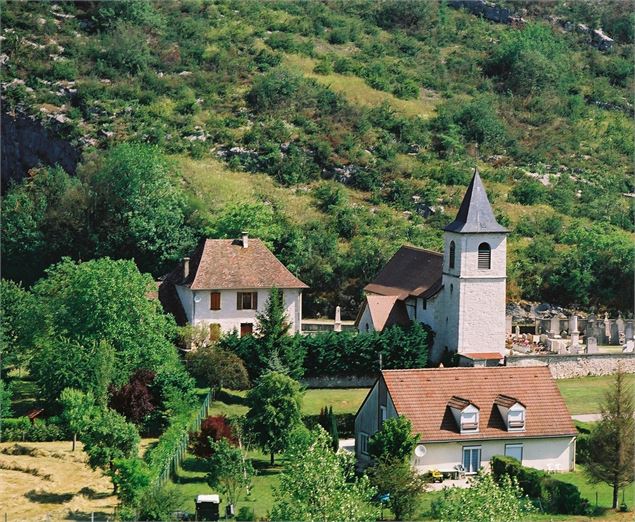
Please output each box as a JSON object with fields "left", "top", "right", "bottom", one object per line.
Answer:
{"left": 444, "top": 169, "right": 507, "bottom": 233}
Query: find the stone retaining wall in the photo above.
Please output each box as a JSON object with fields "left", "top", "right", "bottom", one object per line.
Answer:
{"left": 505, "top": 353, "right": 635, "bottom": 379}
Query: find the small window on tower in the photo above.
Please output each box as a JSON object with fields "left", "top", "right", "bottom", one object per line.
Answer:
{"left": 478, "top": 243, "right": 491, "bottom": 270}
{"left": 449, "top": 241, "right": 456, "bottom": 269}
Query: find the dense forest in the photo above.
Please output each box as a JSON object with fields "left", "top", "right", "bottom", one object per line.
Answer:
{"left": 1, "top": 0, "right": 633, "bottom": 317}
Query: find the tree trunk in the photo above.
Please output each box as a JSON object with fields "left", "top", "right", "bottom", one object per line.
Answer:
{"left": 72, "top": 433, "right": 76, "bottom": 452}
{"left": 612, "top": 482, "right": 619, "bottom": 509}
{"left": 270, "top": 452, "right": 275, "bottom": 466}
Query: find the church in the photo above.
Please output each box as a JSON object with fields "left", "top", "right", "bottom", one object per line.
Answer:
{"left": 355, "top": 169, "right": 508, "bottom": 364}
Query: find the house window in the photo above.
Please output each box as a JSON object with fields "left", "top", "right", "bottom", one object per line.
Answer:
{"left": 505, "top": 444, "right": 523, "bottom": 463}
{"left": 422, "top": 298, "right": 427, "bottom": 311}
{"left": 359, "top": 432, "right": 369, "bottom": 455}
{"left": 237, "top": 292, "right": 258, "bottom": 310}
{"left": 380, "top": 405, "right": 387, "bottom": 425}
{"left": 462, "top": 446, "right": 481, "bottom": 474}
{"left": 461, "top": 411, "right": 479, "bottom": 432}
{"left": 478, "top": 243, "right": 491, "bottom": 269}
{"left": 449, "top": 241, "right": 456, "bottom": 269}
{"left": 508, "top": 410, "right": 525, "bottom": 430}
{"left": 210, "top": 291, "right": 221, "bottom": 311}
{"left": 240, "top": 323, "right": 253, "bottom": 337}
{"left": 209, "top": 323, "right": 221, "bottom": 342}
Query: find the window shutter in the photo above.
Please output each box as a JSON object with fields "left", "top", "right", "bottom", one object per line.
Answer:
{"left": 236, "top": 292, "right": 242, "bottom": 310}
{"left": 478, "top": 243, "right": 491, "bottom": 269}
{"left": 210, "top": 292, "right": 221, "bottom": 310}
{"left": 252, "top": 292, "right": 258, "bottom": 310}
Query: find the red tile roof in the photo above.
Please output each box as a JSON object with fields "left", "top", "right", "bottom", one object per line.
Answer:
{"left": 382, "top": 367, "right": 576, "bottom": 442}
{"left": 182, "top": 238, "right": 308, "bottom": 290}
{"left": 364, "top": 245, "right": 442, "bottom": 300}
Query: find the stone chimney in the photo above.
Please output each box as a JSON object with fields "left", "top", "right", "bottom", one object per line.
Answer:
{"left": 183, "top": 257, "right": 190, "bottom": 279}
{"left": 241, "top": 232, "right": 249, "bottom": 248}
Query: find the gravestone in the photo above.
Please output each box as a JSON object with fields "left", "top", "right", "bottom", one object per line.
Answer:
{"left": 586, "top": 336, "right": 598, "bottom": 354}
{"left": 569, "top": 315, "right": 580, "bottom": 350}
{"left": 604, "top": 313, "right": 612, "bottom": 343}
{"left": 569, "top": 344, "right": 579, "bottom": 354}
{"left": 624, "top": 340, "right": 634, "bottom": 353}
{"left": 506, "top": 316, "right": 513, "bottom": 334}
{"left": 625, "top": 320, "right": 634, "bottom": 341}
{"left": 616, "top": 314, "right": 625, "bottom": 336}
{"left": 610, "top": 321, "right": 619, "bottom": 346}
{"left": 515, "top": 325, "right": 520, "bottom": 337}
{"left": 549, "top": 317, "right": 560, "bottom": 338}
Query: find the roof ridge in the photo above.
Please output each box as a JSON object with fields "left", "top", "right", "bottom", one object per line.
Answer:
{"left": 401, "top": 245, "right": 443, "bottom": 256}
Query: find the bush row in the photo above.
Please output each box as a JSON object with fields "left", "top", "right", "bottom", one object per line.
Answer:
{"left": 0, "top": 417, "right": 68, "bottom": 442}
{"left": 491, "top": 455, "right": 589, "bottom": 515}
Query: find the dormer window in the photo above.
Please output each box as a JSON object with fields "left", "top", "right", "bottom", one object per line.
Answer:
{"left": 448, "top": 396, "right": 480, "bottom": 434}
{"left": 494, "top": 394, "right": 526, "bottom": 431}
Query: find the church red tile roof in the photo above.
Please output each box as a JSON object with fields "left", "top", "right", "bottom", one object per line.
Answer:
{"left": 364, "top": 245, "right": 443, "bottom": 300}
{"left": 181, "top": 238, "right": 308, "bottom": 290}
{"left": 381, "top": 367, "right": 576, "bottom": 442}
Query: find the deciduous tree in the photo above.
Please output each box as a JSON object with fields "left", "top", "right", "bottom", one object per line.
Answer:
{"left": 367, "top": 458, "right": 427, "bottom": 520}
{"left": 81, "top": 408, "right": 140, "bottom": 478}
{"left": 245, "top": 371, "right": 303, "bottom": 465}
{"left": 271, "top": 427, "right": 378, "bottom": 522}
{"left": 60, "top": 388, "right": 98, "bottom": 451}
{"left": 368, "top": 416, "right": 419, "bottom": 463}
{"left": 206, "top": 438, "right": 254, "bottom": 509}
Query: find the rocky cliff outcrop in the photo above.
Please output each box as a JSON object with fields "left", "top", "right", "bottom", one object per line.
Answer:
{"left": 1, "top": 111, "right": 81, "bottom": 190}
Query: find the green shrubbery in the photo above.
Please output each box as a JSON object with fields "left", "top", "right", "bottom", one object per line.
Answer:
{"left": 1, "top": 417, "right": 67, "bottom": 442}
{"left": 490, "top": 455, "right": 589, "bottom": 515}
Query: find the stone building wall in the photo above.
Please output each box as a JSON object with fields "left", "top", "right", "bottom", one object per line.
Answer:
{"left": 506, "top": 353, "right": 635, "bottom": 379}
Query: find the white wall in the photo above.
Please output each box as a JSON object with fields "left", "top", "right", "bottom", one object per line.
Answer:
{"left": 176, "top": 286, "right": 302, "bottom": 335}
{"left": 412, "top": 436, "right": 575, "bottom": 473}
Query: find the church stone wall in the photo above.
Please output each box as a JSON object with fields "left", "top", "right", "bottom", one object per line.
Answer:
{"left": 506, "top": 353, "right": 635, "bottom": 379}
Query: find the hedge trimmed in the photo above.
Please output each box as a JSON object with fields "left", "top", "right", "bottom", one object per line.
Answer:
{"left": 491, "top": 455, "right": 589, "bottom": 515}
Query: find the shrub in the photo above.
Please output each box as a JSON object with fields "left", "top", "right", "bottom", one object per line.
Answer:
{"left": 1, "top": 417, "right": 66, "bottom": 442}
{"left": 490, "top": 455, "right": 588, "bottom": 515}
{"left": 190, "top": 416, "right": 237, "bottom": 459}
{"left": 508, "top": 178, "right": 547, "bottom": 205}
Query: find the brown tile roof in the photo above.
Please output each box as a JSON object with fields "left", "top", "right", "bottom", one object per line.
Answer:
{"left": 364, "top": 245, "right": 442, "bottom": 300}
{"left": 179, "top": 238, "right": 308, "bottom": 290}
{"left": 357, "top": 295, "right": 412, "bottom": 331}
{"left": 447, "top": 396, "right": 476, "bottom": 410}
{"left": 382, "top": 367, "right": 576, "bottom": 442}
{"left": 494, "top": 394, "right": 525, "bottom": 408}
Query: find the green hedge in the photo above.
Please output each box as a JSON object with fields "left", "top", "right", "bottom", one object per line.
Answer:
{"left": 0, "top": 417, "right": 67, "bottom": 442}
{"left": 490, "top": 455, "right": 589, "bottom": 515}
{"left": 303, "top": 413, "right": 355, "bottom": 438}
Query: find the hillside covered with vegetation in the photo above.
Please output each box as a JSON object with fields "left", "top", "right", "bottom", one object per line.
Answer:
{"left": 1, "top": 0, "right": 633, "bottom": 316}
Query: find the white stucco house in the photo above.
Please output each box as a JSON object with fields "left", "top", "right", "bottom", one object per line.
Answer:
{"left": 158, "top": 234, "right": 307, "bottom": 338}
{"left": 356, "top": 169, "right": 508, "bottom": 363}
{"left": 355, "top": 366, "right": 577, "bottom": 474}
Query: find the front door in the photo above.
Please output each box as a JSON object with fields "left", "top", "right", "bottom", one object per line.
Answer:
{"left": 240, "top": 323, "right": 253, "bottom": 337}
{"left": 462, "top": 446, "right": 481, "bottom": 474}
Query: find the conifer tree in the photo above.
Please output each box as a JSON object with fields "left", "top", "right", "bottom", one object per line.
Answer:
{"left": 585, "top": 367, "right": 635, "bottom": 509}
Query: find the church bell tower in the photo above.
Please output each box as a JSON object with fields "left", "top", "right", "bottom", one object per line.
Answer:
{"left": 439, "top": 169, "right": 508, "bottom": 357}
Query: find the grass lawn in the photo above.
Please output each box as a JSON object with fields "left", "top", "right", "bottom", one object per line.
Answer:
{"left": 171, "top": 448, "right": 284, "bottom": 519}
{"left": 209, "top": 387, "right": 370, "bottom": 418}
{"left": 556, "top": 374, "right": 635, "bottom": 415}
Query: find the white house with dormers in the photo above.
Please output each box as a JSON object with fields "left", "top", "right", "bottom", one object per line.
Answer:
{"left": 158, "top": 234, "right": 307, "bottom": 339}
{"left": 356, "top": 169, "right": 508, "bottom": 363}
{"left": 354, "top": 367, "right": 577, "bottom": 474}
